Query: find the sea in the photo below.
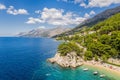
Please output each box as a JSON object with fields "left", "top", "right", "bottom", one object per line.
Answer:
{"left": 0, "top": 37, "right": 119, "bottom": 80}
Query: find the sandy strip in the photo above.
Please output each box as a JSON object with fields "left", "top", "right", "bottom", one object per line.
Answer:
{"left": 83, "top": 61, "right": 120, "bottom": 77}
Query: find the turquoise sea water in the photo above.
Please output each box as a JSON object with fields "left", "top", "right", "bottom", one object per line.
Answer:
{"left": 0, "top": 37, "right": 119, "bottom": 80}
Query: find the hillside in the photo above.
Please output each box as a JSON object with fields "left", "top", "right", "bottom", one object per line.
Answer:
{"left": 48, "top": 12, "right": 120, "bottom": 67}
{"left": 53, "top": 6, "right": 120, "bottom": 37}
{"left": 18, "top": 27, "right": 71, "bottom": 38}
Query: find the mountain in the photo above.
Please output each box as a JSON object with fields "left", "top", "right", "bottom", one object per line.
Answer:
{"left": 18, "top": 27, "right": 71, "bottom": 38}
{"left": 53, "top": 6, "right": 120, "bottom": 37}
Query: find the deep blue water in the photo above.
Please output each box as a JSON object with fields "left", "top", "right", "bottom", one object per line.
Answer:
{"left": 0, "top": 37, "right": 117, "bottom": 80}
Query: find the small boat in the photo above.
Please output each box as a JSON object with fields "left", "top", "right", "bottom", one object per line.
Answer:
{"left": 100, "top": 74, "right": 105, "bottom": 78}
{"left": 46, "top": 73, "right": 51, "bottom": 76}
{"left": 83, "top": 68, "right": 88, "bottom": 71}
{"left": 93, "top": 71, "right": 98, "bottom": 75}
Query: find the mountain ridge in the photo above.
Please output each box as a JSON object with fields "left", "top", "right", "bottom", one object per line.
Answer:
{"left": 53, "top": 6, "right": 120, "bottom": 37}
{"left": 18, "top": 27, "right": 71, "bottom": 38}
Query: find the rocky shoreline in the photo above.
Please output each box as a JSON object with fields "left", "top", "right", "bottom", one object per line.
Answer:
{"left": 47, "top": 52, "right": 120, "bottom": 78}
{"left": 47, "top": 52, "right": 83, "bottom": 68}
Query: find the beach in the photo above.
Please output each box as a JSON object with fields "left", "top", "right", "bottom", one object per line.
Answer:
{"left": 83, "top": 61, "right": 120, "bottom": 79}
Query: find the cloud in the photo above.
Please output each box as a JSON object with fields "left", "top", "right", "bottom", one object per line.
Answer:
{"left": 74, "top": 0, "right": 83, "bottom": 4}
{"left": 84, "top": 13, "right": 90, "bottom": 18}
{"left": 26, "top": 7, "right": 87, "bottom": 26}
{"left": 0, "top": 3, "right": 6, "bottom": 10}
{"left": 38, "top": 26, "right": 46, "bottom": 29}
{"left": 7, "top": 6, "right": 28, "bottom": 15}
{"left": 85, "top": 0, "right": 120, "bottom": 8}
{"left": 84, "top": 10, "right": 96, "bottom": 18}
{"left": 89, "top": 10, "right": 96, "bottom": 15}
{"left": 35, "top": 10, "right": 41, "bottom": 14}
{"left": 57, "top": 0, "right": 83, "bottom": 3}
{"left": 58, "top": 0, "right": 120, "bottom": 8}
{"left": 80, "top": 2, "right": 86, "bottom": 7}
{"left": 26, "top": 17, "right": 44, "bottom": 24}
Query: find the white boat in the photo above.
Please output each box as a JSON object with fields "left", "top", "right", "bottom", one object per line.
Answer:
{"left": 93, "top": 71, "right": 98, "bottom": 75}
{"left": 83, "top": 68, "right": 88, "bottom": 71}
{"left": 46, "top": 73, "right": 51, "bottom": 76}
{"left": 100, "top": 74, "right": 105, "bottom": 78}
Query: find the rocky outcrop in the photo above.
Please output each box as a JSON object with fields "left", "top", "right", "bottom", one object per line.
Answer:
{"left": 47, "top": 52, "right": 83, "bottom": 68}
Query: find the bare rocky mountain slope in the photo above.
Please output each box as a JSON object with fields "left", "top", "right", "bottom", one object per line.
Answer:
{"left": 18, "top": 27, "right": 71, "bottom": 38}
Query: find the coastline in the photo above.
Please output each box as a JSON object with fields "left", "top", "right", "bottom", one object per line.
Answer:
{"left": 48, "top": 48, "right": 120, "bottom": 79}
{"left": 83, "top": 61, "right": 120, "bottom": 79}
{"left": 48, "top": 52, "right": 120, "bottom": 72}
{"left": 84, "top": 62, "right": 120, "bottom": 74}
{"left": 48, "top": 53, "right": 120, "bottom": 78}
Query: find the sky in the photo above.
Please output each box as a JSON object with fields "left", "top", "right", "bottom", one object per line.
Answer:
{"left": 0, "top": 0, "right": 120, "bottom": 36}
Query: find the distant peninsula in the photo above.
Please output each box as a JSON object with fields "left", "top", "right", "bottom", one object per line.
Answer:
{"left": 18, "top": 27, "right": 71, "bottom": 38}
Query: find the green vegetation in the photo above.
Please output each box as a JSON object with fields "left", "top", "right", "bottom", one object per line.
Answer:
{"left": 92, "top": 13, "right": 120, "bottom": 32}
{"left": 94, "top": 54, "right": 98, "bottom": 61}
{"left": 84, "top": 51, "right": 93, "bottom": 60}
{"left": 58, "top": 41, "right": 82, "bottom": 56}
{"left": 57, "top": 13, "right": 120, "bottom": 61}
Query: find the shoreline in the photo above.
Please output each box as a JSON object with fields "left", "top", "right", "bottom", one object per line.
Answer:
{"left": 48, "top": 56, "right": 120, "bottom": 76}
{"left": 83, "top": 61, "right": 120, "bottom": 78}
{"left": 48, "top": 52, "right": 120, "bottom": 79}
{"left": 48, "top": 53, "right": 120, "bottom": 72}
